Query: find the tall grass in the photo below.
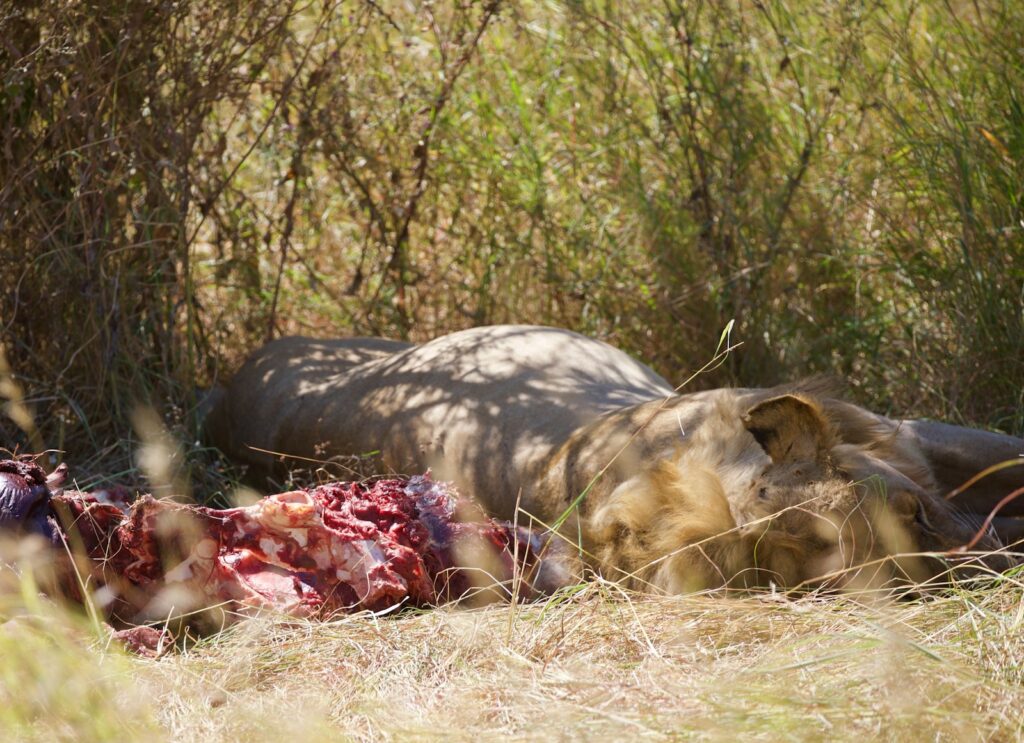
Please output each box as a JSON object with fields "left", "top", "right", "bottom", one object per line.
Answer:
{"left": 1, "top": 0, "right": 1021, "bottom": 469}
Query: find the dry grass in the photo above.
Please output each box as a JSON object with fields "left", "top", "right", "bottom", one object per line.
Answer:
{"left": 4, "top": 573, "right": 1024, "bottom": 742}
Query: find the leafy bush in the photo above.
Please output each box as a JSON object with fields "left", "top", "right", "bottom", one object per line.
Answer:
{"left": 1, "top": 0, "right": 1021, "bottom": 465}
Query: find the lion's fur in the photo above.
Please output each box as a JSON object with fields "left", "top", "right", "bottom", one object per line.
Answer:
{"left": 579, "top": 391, "right": 992, "bottom": 591}
{"left": 206, "top": 325, "right": 1021, "bottom": 593}
{"left": 587, "top": 394, "right": 796, "bottom": 592}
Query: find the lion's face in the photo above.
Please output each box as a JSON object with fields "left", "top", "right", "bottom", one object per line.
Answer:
{"left": 589, "top": 393, "right": 1003, "bottom": 593}
{"left": 735, "top": 395, "right": 1006, "bottom": 590}
{"left": 732, "top": 456, "right": 933, "bottom": 590}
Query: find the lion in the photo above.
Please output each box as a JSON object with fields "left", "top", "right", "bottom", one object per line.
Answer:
{"left": 205, "top": 325, "right": 1022, "bottom": 593}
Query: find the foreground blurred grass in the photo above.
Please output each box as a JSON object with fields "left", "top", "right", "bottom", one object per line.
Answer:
{"left": 3, "top": 572, "right": 1024, "bottom": 741}
{"left": 1, "top": 0, "right": 1022, "bottom": 473}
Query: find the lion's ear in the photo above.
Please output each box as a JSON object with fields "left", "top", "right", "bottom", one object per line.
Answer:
{"left": 743, "top": 394, "right": 833, "bottom": 463}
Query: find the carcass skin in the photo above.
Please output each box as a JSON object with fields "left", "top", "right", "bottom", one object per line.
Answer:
{"left": 900, "top": 419, "right": 1024, "bottom": 515}
{"left": 206, "top": 325, "right": 1024, "bottom": 527}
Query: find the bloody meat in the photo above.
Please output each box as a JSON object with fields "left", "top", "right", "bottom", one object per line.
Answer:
{"left": 0, "top": 458, "right": 575, "bottom": 651}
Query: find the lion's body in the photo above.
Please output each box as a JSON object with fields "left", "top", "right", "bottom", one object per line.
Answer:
{"left": 206, "top": 325, "right": 1021, "bottom": 591}
{"left": 207, "top": 326, "right": 680, "bottom": 517}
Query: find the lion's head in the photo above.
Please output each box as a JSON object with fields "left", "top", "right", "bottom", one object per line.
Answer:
{"left": 586, "top": 391, "right": 1004, "bottom": 594}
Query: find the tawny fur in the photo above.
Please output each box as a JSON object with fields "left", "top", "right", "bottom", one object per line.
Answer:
{"left": 581, "top": 392, "right": 1002, "bottom": 592}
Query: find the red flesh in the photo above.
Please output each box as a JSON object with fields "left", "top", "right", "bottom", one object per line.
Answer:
{"left": 49, "top": 474, "right": 571, "bottom": 627}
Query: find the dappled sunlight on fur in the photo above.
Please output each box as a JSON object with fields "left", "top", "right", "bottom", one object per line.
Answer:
{"left": 584, "top": 392, "right": 1010, "bottom": 594}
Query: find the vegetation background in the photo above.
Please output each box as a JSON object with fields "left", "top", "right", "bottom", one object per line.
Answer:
{"left": 2, "top": 3, "right": 1024, "bottom": 740}
{"left": 1, "top": 0, "right": 1023, "bottom": 469}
